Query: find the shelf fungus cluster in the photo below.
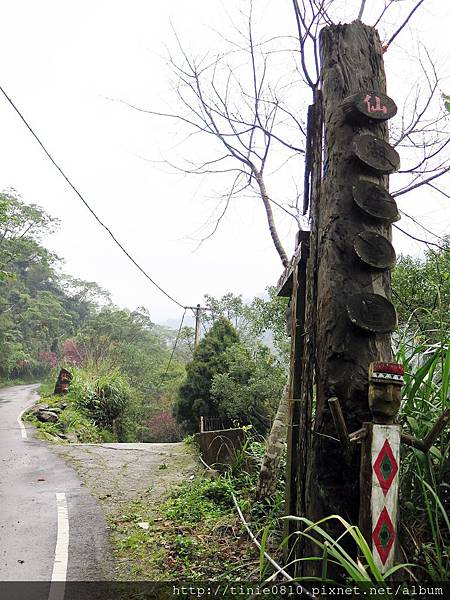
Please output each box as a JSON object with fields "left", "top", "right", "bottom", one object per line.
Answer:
{"left": 342, "top": 91, "right": 400, "bottom": 336}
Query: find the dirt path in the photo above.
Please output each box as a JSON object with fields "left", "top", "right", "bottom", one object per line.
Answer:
{"left": 51, "top": 441, "right": 199, "bottom": 580}
{"left": 52, "top": 442, "right": 198, "bottom": 519}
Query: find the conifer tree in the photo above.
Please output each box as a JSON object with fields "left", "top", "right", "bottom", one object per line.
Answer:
{"left": 173, "top": 317, "right": 240, "bottom": 433}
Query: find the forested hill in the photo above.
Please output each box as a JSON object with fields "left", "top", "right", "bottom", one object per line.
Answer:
{"left": 4, "top": 189, "right": 450, "bottom": 447}
{"left": 0, "top": 190, "right": 189, "bottom": 441}
{"left": 0, "top": 190, "right": 289, "bottom": 445}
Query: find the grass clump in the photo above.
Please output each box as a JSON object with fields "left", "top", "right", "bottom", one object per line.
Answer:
{"left": 111, "top": 477, "right": 256, "bottom": 581}
{"left": 25, "top": 394, "right": 106, "bottom": 443}
{"left": 27, "top": 366, "right": 133, "bottom": 443}
{"left": 163, "top": 477, "right": 234, "bottom": 526}
{"left": 109, "top": 458, "right": 266, "bottom": 581}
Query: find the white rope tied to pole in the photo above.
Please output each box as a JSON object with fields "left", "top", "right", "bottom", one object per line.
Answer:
{"left": 197, "top": 454, "right": 316, "bottom": 599}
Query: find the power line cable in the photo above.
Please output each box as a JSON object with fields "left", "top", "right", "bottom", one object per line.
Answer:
{"left": 157, "top": 308, "right": 187, "bottom": 391}
{"left": 0, "top": 84, "right": 185, "bottom": 309}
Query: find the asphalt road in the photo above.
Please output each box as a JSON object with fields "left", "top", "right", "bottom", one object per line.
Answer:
{"left": 0, "top": 384, "right": 113, "bottom": 585}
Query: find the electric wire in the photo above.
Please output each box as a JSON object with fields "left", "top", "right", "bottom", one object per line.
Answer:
{"left": 0, "top": 86, "right": 200, "bottom": 395}
{"left": 156, "top": 308, "right": 187, "bottom": 392}
{"left": 0, "top": 84, "right": 185, "bottom": 310}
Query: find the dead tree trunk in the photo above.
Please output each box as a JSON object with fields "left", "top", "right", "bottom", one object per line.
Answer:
{"left": 301, "top": 20, "right": 397, "bottom": 574}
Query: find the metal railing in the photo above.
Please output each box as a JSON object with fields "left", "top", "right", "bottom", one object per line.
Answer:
{"left": 200, "top": 416, "right": 240, "bottom": 432}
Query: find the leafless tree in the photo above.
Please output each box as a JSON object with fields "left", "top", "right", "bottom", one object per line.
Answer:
{"left": 121, "top": 0, "right": 450, "bottom": 505}
{"left": 116, "top": 0, "right": 450, "bottom": 506}
{"left": 391, "top": 47, "right": 450, "bottom": 199}
{"left": 120, "top": 4, "right": 315, "bottom": 268}
{"left": 118, "top": 1, "right": 448, "bottom": 268}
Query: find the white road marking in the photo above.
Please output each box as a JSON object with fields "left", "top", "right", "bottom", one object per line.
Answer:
{"left": 48, "top": 493, "right": 69, "bottom": 600}
{"left": 17, "top": 408, "right": 28, "bottom": 439}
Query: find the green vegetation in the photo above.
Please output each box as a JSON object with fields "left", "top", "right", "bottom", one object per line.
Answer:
{"left": 278, "top": 515, "right": 412, "bottom": 594}
{"left": 2, "top": 189, "right": 449, "bottom": 582}
{"left": 25, "top": 391, "right": 102, "bottom": 443}
{"left": 174, "top": 317, "right": 240, "bottom": 433}
{"left": 211, "top": 343, "right": 286, "bottom": 434}
{"left": 0, "top": 191, "right": 188, "bottom": 441}
{"left": 392, "top": 242, "right": 450, "bottom": 336}
{"left": 396, "top": 339, "right": 450, "bottom": 580}
{"left": 2, "top": 191, "right": 287, "bottom": 443}
{"left": 391, "top": 244, "right": 450, "bottom": 581}
{"left": 26, "top": 368, "right": 130, "bottom": 442}
{"left": 174, "top": 302, "right": 288, "bottom": 435}
{"left": 0, "top": 190, "right": 97, "bottom": 382}
{"left": 202, "top": 290, "right": 290, "bottom": 363}
{"left": 109, "top": 437, "right": 282, "bottom": 581}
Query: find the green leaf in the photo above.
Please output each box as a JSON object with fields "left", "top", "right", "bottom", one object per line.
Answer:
{"left": 443, "top": 94, "right": 450, "bottom": 113}
{"left": 419, "top": 476, "right": 450, "bottom": 532}
{"left": 259, "top": 524, "right": 270, "bottom": 579}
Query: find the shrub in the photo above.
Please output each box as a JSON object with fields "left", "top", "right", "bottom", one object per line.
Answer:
{"left": 144, "top": 411, "right": 182, "bottom": 443}
{"left": 62, "top": 339, "right": 83, "bottom": 366}
{"left": 67, "top": 368, "right": 132, "bottom": 431}
{"left": 174, "top": 318, "right": 240, "bottom": 433}
{"left": 164, "top": 477, "right": 234, "bottom": 525}
{"left": 396, "top": 335, "right": 450, "bottom": 579}
{"left": 39, "top": 351, "right": 58, "bottom": 369}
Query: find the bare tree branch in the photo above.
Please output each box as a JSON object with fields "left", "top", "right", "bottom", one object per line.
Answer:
{"left": 392, "top": 165, "right": 450, "bottom": 198}
{"left": 385, "top": 0, "right": 427, "bottom": 49}
{"left": 427, "top": 183, "right": 450, "bottom": 200}
{"left": 125, "top": 1, "right": 448, "bottom": 270}
{"left": 393, "top": 223, "right": 447, "bottom": 251}
{"left": 399, "top": 210, "right": 447, "bottom": 242}
{"left": 357, "top": 0, "right": 367, "bottom": 20}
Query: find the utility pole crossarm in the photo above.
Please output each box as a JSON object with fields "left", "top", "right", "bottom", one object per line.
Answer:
{"left": 185, "top": 305, "right": 214, "bottom": 349}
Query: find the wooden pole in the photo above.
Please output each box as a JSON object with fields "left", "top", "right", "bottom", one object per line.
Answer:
{"left": 401, "top": 408, "right": 450, "bottom": 452}
{"left": 282, "top": 231, "right": 309, "bottom": 565}
{"left": 186, "top": 305, "right": 213, "bottom": 349}
{"left": 302, "top": 21, "right": 399, "bottom": 576}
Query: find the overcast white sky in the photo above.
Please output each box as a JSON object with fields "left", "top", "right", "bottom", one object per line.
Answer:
{"left": 0, "top": 1, "right": 448, "bottom": 324}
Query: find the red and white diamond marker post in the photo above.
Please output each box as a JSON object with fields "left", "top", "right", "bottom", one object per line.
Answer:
{"left": 371, "top": 424, "right": 400, "bottom": 572}
{"left": 373, "top": 506, "right": 396, "bottom": 566}
{"left": 366, "top": 363, "right": 403, "bottom": 573}
{"left": 329, "top": 362, "right": 450, "bottom": 577}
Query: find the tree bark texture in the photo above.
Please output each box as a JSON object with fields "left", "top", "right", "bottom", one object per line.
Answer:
{"left": 303, "top": 21, "right": 395, "bottom": 570}
{"left": 256, "top": 383, "right": 289, "bottom": 501}
{"left": 253, "top": 168, "right": 290, "bottom": 268}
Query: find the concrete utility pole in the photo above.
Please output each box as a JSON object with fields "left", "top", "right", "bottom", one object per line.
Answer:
{"left": 297, "top": 20, "right": 400, "bottom": 576}
{"left": 186, "top": 304, "right": 213, "bottom": 349}
{"left": 194, "top": 304, "right": 201, "bottom": 348}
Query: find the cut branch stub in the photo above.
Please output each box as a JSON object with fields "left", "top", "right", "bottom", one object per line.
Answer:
{"left": 347, "top": 293, "right": 397, "bottom": 334}
{"left": 352, "top": 180, "right": 400, "bottom": 223}
{"left": 342, "top": 91, "right": 397, "bottom": 123}
{"left": 353, "top": 231, "right": 396, "bottom": 270}
{"left": 352, "top": 135, "right": 400, "bottom": 175}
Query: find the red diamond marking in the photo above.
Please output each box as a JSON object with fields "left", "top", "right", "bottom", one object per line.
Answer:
{"left": 373, "top": 507, "right": 396, "bottom": 565}
{"left": 373, "top": 438, "right": 398, "bottom": 496}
